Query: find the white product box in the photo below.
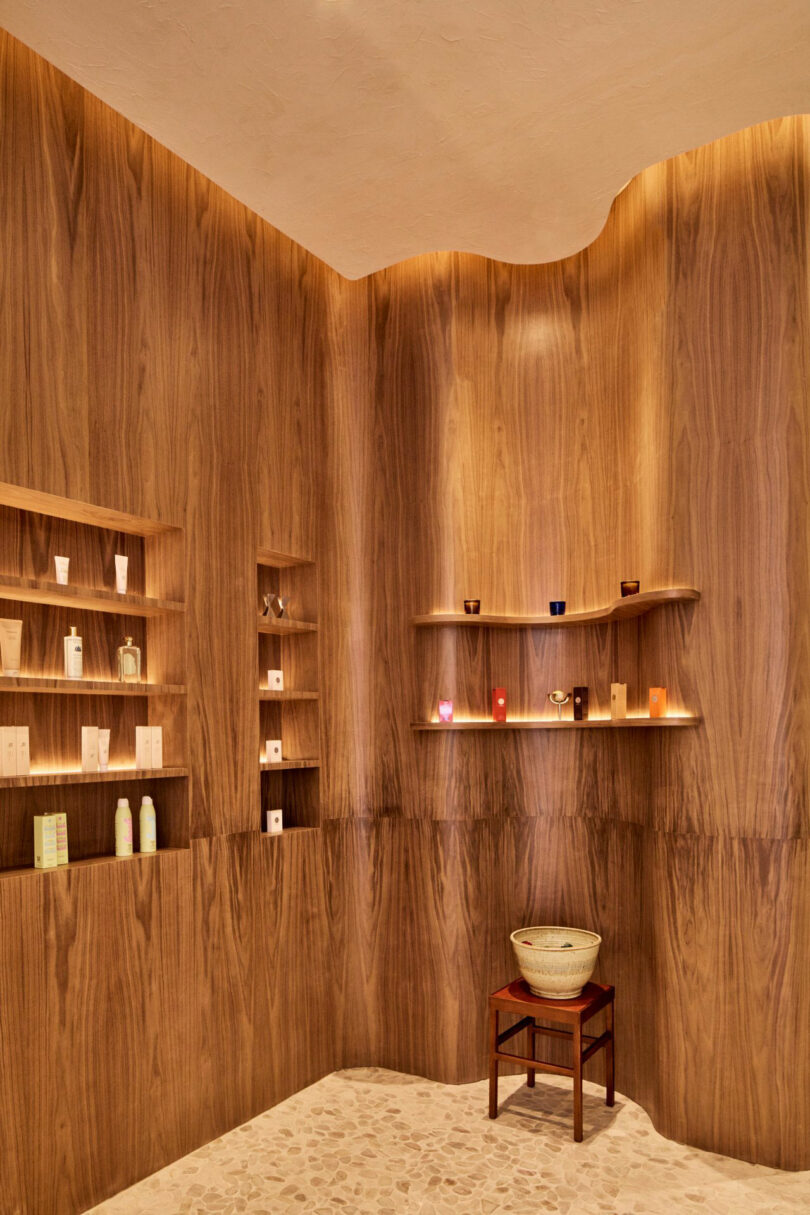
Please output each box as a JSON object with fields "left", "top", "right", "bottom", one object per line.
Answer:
{"left": 135, "top": 725, "right": 152, "bottom": 770}
{"left": 610, "top": 683, "right": 628, "bottom": 721}
{"left": 0, "top": 726, "right": 17, "bottom": 776}
{"left": 150, "top": 726, "right": 163, "bottom": 769}
{"left": 81, "top": 726, "right": 99, "bottom": 773}
{"left": 16, "top": 726, "right": 30, "bottom": 776}
{"left": 266, "top": 809, "right": 283, "bottom": 835}
{"left": 267, "top": 669, "right": 284, "bottom": 691}
{"left": 265, "top": 739, "right": 282, "bottom": 764}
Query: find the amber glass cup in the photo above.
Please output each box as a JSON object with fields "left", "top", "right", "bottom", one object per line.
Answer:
{"left": 464, "top": 599, "right": 481, "bottom": 614}
{"left": 620, "top": 581, "right": 640, "bottom": 597}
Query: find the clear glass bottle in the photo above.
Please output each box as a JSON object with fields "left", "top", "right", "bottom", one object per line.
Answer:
{"left": 117, "top": 635, "right": 141, "bottom": 683}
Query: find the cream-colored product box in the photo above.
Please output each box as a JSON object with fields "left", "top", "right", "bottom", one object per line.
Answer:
{"left": 81, "top": 726, "right": 99, "bottom": 773}
{"left": 267, "top": 669, "right": 284, "bottom": 691}
{"left": 15, "top": 726, "right": 30, "bottom": 776}
{"left": 53, "top": 811, "right": 69, "bottom": 866}
{"left": 265, "top": 809, "right": 283, "bottom": 834}
{"left": 610, "top": 682, "right": 628, "bottom": 720}
{"left": 0, "top": 726, "right": 17, "bottom": 777}
{"left": 135, "top": 725, "right": 152, "bottom": 770}
{"left": 150, "top": 726, "right": 163, "bottom": 769}
{"left": 265, "top": 739, "right": 282, "bottom": 764}
{"left": 34, "top": 814, "right": 58, "bottom": 869}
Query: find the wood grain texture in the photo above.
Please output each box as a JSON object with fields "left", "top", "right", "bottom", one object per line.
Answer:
{"left": 0, "top": 31, "right": 334, "bottom": 1215}
{"left": 320, "top": 117, "right": 810, "bottom": 1171}
{"left": 2, "top": 24, "right": 810, "bottom": 1212}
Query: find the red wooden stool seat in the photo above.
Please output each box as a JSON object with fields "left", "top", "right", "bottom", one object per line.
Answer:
{"left": 488, "top": 979, "right": 615, "bottom": 1141}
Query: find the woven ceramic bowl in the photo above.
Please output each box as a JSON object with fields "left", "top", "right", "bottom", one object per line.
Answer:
{"left": 510, "top": 926, "right": 601, "bottom": 999}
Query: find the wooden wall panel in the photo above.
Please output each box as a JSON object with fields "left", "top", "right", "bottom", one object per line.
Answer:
{"left": 0, "top": 31, "right": 335, "bottom": 1215}
{"left": 321, "top": 118, "right": 810, "bottom": 1171}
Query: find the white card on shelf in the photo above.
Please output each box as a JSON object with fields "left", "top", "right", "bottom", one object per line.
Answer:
{"left": 135, "top": 725, "right": 152, "bottom": 770}
{"left": 265, "top": 739, "right": 282, "bottom": 764}
{"left": 267, "top": 669, "right": 284, "bottom": 691}
{"left": 150, "top": 725, "right": 163, "bottom": 769}
{"left": 16, "top": 726, "right": 30, "bottom": 776}
{"left": 266, "top": 809, "right": 283, "bottom": 834}
{"left": 0, "top": 726, "right": 17, "bottom": 776}
{"left": 81, "top": 726, "right": 99, "bottom": 773}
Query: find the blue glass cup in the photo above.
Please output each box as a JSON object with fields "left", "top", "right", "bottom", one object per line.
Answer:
{"left": 549, "top": 600, "right": 566, "bottom": 616}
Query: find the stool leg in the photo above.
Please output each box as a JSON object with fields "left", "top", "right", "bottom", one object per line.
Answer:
{"left": 527, "top": 1020, "right": 535, "bottom": 1088}
{"left": 488, "top": 1008, "right": 499, "bottom": 1119}
{"left": 605, "top": 1000, "right": 615, "bottom": 1107}
{"left": 573, "top": 1020, "right": 583, "bottom": 1142}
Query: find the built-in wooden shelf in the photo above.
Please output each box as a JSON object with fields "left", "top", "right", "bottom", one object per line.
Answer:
{"left": 0, "top": 481, "right": 181, "bottom": 536}
{"left": 260, "top": 758, "right": 320, "bottom": 771}
{"left": 0, "top": 846, "right": 188, "bottom": 881}
{"left": 262, "top": 827, "right": 320, "bottom": 839}
{"left": 0, "top": 676, "right": 185, "bottom": 696}
{"left": 0, "top": 766, "right": 188, "bottom": 788}
{"left": 0, "top": 576, "right": 185, "bottom": 617}
{"left": 259, "top": 689, "right": 319, "bottom": 701}
{"left": 412, "top": 587, "right": 700, "bottom": 629}
{"left": 412, "top": 717, "right": 700, "bottom": 731}
{"left": 256, "top": 547, "right": 314, "bottom": 568}
{"left": 257, "top": 615, "right": 318, "bottom": 636}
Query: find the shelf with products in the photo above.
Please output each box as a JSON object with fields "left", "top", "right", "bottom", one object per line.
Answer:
{"left": 0, "top": 676, "right": 186, "bottom": 696}
{"left": 0, "top": 482, "right": 189, "bottom": 874}
{"left": 0, "top": 766, "right": 188, "bottom": 788}
{"left": 256, "top": 546, "right": 321, "bottom": 832}
{"left": 412, "top": 717, "right": 699, "bottom": 731}
{"left": 412, "top": 584, "right": 700, "bottom": 735}
{"left": 412, "top": 587, "right": 699, "bottom": 628}
{"left": 0, "top": 846, "right": 189, "bottom": 882}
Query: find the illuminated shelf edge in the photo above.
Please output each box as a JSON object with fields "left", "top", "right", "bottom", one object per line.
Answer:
{"left": 411, "top": 717, "right": 700, "bottom": 730}
{"left": 0, "top": 846, "right": 189, "bottom": 881}
{"left": 412, "top": 587, "right": 700, "bottom": 628}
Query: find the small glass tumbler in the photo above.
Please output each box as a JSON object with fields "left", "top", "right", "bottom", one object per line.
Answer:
{"left": 464, "top": 599, "right": 481, "bottom": 614}
{"left": 620, "top": 581, "right": 640, "bottom": 597}
{"left": 549, "top": 601, "right": 566, "bottom": 616}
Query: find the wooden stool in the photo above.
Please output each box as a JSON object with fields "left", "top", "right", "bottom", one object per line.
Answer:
{"left": 488, "top": 979, "right": 615, "bottom": 1142}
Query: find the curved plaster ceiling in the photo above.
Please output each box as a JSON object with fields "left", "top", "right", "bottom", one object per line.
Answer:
{"left": 2, "top": 2, "right": 809, "bottom": 279}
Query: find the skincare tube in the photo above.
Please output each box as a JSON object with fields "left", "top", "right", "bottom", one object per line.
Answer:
{"left": 0, "top": 618, "right": 22, "bottom": 675}
{"left": 98, "top": 728, "right": 110, "bottom": 772}
{"left": 114, "top": 554, "right": 128, "bottom": 595}
{"left": 54, "top": 555, "right": 69, "bottom": 584}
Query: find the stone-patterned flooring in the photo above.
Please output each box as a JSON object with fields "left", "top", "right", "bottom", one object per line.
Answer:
{"left": 90, "top": 1068, "right": 810, "bottom": 1214}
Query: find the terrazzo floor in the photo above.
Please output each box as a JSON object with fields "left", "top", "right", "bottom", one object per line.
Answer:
{"left": 90, "top": 1068, "right": 810, "bottom": 1214}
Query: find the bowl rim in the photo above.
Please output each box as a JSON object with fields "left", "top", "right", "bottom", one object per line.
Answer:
{"left": 510, "top": 926, "right": 602, "bottom": 951}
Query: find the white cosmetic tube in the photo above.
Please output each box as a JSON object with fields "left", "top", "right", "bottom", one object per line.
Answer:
{"left": 54, "top": 555, "right": 69, "bottom": 584}
{"left": 97, "top": 728, "right": 110, "bottom": 772}
{"left": 114, "top": 554, "right": 128, "bottom": 595}
{"left": 0, "top": 618, "right": 22, "bottom": 675}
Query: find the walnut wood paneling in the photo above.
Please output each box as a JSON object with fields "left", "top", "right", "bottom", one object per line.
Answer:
{"left": 320, "top": 117, "right": 810, "bottom": 1172}
{"left": 0, "top": 30, "right": 334, "bottom": 1215}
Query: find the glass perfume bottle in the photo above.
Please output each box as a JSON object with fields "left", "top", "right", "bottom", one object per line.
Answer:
{"left": 117, "top": 636, "right": 141, "bottom": 683}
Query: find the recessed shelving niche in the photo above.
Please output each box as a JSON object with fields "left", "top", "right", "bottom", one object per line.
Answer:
{"left": 256, "top": 546, "right": 321, "bottom": 833}
{"left": 411, "top": 586, "right": 700, "bottom": 730}
{"left": 0, "top": 481, "right": 189, "bottom": 874}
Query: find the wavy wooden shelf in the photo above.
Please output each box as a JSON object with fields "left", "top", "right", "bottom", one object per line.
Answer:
{"left": 257, "top": 615, "right": 317, "bottom": 635}
{"left": 412, "top": 587, "right": 700, "bottom": 628}
{"left": 262, "top": 826, "right": 321, "bottom": 838}
{"left": 412, "top": 717, "right": 700, "bottom": 730}
{"left": 0, "top": 480, "right": 181, "bottom": 536}
{"left": 0, "top": 575, "right": 185, "bottom": 617}
{"left": 256, "top": 546, "right": 314, "bottom": 568}
{"left": 260, "top": 758, "right": 320, "bottom": 771}
{"left": 0, "top": 676, "right": 185, "bottom": 696}
{"left": 0, "top": 766, "right": 188, "bottom": 788}
{"left": 0, "top": 846, "right": 189, "bottom": 881}
{"left": 259, "top": 689, "right": 319, "bottom": 701}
